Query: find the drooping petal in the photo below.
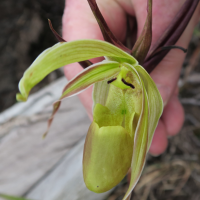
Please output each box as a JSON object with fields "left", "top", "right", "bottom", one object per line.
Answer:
{"left": 121, "top": 63, "right": 163, "bottom": 200}
{"left": 131, "top": 0, "right": 152, "bottom": 64}
{"left": 43, "top": 61, "right": 120, "bottom": 137}
{"left": 134, "top": 65, "right": 163, "bottom": 150}
{"left": 83, "top": 121, "right": 133, "bottom": 193}
{"left": 117, "top": 63, "right": 147, "bottom": 199}
{"left": 123, "top": 78, "right": 148, "bottom": 200}
{"left": 16, "top": 40, "right": 137, "bottom": 102}
{"left": 0, "top": 194, "right": 31, "bottom": 200}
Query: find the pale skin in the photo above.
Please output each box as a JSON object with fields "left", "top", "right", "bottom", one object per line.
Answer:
{"left": 62, "top": 0, "right": 200, "bottom": 155}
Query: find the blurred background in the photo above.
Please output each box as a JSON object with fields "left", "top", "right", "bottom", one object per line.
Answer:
{"left": 0, "top": 0, "right": 200, "bottom": 200}
{"left": 0, "top": 0, "right": 64, "bottom": 112}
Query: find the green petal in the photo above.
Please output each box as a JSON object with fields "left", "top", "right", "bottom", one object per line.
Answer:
{"left": 124, "top": 85, "right": 148, "bottom": 200}
{"left": 121, "top": 63, "right": 163, "bottom": 200}
{"left": 83, "top": 121, "right": 133, "bottom": 193}
{"left": 134, "top": 65, "right": 163, "bottom": 150}
{"left": 121, "top": 63, "right": 148, "bottom": 200}
{"left": 0, "top": 194, "right": 32, "bottom": 200}
{"left": 17, "top": 39, "right": 137, "bottom": 102}
{"left": 60, "top": 61, "right": 120, "bottom": 99}
{"left": 43, "top": 61, "right": 120, "bottom": 137}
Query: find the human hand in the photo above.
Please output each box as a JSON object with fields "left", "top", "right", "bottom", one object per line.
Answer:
{"left": 62, "top": 0, "right": 200, "bottom": 156}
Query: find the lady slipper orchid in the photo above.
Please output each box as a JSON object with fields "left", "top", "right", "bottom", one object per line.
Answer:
{"left": 17, "top": 38, "right": 162, "bottom": 199}
{"left": 15, "top": 0, "right": 199, "bottom": 199}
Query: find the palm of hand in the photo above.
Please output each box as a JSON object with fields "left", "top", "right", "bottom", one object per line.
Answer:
{"left": 62, "top": 0, "right": 199, "bottom": 155}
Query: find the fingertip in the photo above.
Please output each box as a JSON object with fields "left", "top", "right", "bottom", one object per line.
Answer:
{"left": 162, "top": 95, "right": 184, "bottom": 136}
{"left": 149, "top": 120, "right": 168, "bottom": 156}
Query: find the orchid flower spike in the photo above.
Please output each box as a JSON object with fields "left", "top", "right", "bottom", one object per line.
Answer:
{"left": 15, "top": 0, "right": 199, "bottom": 199}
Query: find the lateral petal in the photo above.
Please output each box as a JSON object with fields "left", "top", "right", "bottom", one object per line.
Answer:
{"left": 134, "top": 65, "right": 163, "bottom": 150}
{"left": 120, "top": 63, "right": 148, "bottom": 200}
{"left": 123, "top": 80, "right": 148, "bottom": 200}
{"left": 122, "top": 63, "right": 163, "bottom": 199}
{"left": 16, "top": 40, "right": 136, "bottom": 102}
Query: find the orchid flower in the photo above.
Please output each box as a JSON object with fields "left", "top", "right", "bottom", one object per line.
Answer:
{"left": 15, "top": 0, "right": 199, "bottom": 199}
